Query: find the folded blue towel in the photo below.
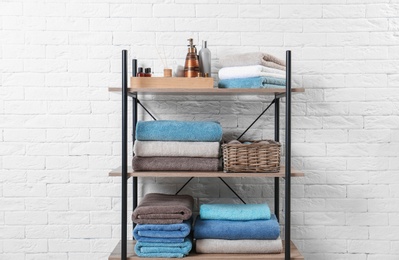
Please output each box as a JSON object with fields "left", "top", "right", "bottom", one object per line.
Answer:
{"left": 134, "top": 237, "right": 192, "bottom": 258}
{"left": 133, "top": 219, "right": 192, "bottom": 243}
{"left": 218, "top": 76, "right": 286, "bottom": 89}
{"left": 136, "top": 120, "right": 223, "bottom": 142}
{"left": 200, "top": 203, "right": 271, "bottom": 221}
{"left": 194, "top": 214, "right": 280, "bottom": 240}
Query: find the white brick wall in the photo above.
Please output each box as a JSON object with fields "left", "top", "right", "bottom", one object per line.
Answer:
{"left": 1, "top": 0, "right": 398, "bottom": 259}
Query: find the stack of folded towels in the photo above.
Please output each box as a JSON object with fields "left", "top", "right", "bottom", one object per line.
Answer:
{"left": 194, "top": 203, "right": 282, "bottom": 254}
{"left": 218, "top": 52, "right": 286, "bottom": 89}
{"left": 133, "top": 120, "right": 223, "bottom": 172}
{"left": 132, "top": 193, "right": 194, "bottom": 258}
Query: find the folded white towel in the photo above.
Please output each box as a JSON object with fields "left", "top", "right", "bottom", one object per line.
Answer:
{"left": 218, "top": 65, "right": 286, "bottom": 80}
{"left": 134, "top": 141, "right": 220, "bottom": 158}
{"left": 195, "top": 237, "right": 283, "bottom": 254}
{"left": 219, "top": 52, "right": 286, "bottom": 70}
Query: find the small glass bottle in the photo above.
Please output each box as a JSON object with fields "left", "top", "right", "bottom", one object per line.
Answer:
{"left": 137, "top": 67, "right": 145, "bottom": 77}
{"left": 144, "top": 68, "right": 152, "bottom": 77}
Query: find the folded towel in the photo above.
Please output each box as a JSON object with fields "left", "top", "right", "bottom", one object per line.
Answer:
{"left": 194, "top": 215, "right": 280, "bottom": 240}
{"left": 134, "top": 141, "right": 220, "bottom": 158}
{"left": 218, "top": 65, "right": 286, "bottom": 80}
{"left": 134, "top": 219, "right": 192, "bottom": 243}
{"left": 218, "top": 77, "right": 286, "bottom": 89}
{"left": 135, "top": 237, "right": 192, "bottom": 258}
{"left": 200, "top": 203, "right": 271, "bottom": 221}
{"left": 132, "top": 193, "right": 193, "bottom": 224}
{"left": 132, "top": 156, "right": 219, "bottom": 172}
{"left": 219, "top": 52, "right": 286, "bottom": 71}
{"left": 195, "top": 237, "right": 282, "bottom": 254}
{"left": 136, "top": 120, "right": 223, "bottom": 142}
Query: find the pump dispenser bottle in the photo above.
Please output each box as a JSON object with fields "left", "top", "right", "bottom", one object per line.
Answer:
{"left": 184, "top": 38, "right": 200, "bottom": 77}
{"left": 199, "top": 40, "right": 211, "bottom": 77}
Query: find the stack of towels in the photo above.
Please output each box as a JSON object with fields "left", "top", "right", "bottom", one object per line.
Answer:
{"left": 133, "top": 120, "right": 223, "bottom": 172}
{"left": 194, "top": 203, "right": 282, "bottom": 254}
{"left": 218, "top": 52, "right": 286, "bottom": 89}
{"left": 132, "top": 193, "right": 194, "bottom": 258}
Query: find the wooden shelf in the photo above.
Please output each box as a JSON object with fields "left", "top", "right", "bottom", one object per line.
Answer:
{"left": 109, "top": 166, "right": 304, "bottom": 178}
{"left": 108, "top": 87, "right": 305, "bottom": 95}
{"left": 108, "top": 240, "right": 304, "bottom": 260}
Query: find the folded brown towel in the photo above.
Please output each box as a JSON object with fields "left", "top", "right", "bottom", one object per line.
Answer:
{"left": 132, "top": 156, "right": 219, "bottom": 172}
{"left": 132, "top": 193, "right": 194, "bottom": 224}
{"left": 219, "top": 52, "right": 286, "bottom": 71}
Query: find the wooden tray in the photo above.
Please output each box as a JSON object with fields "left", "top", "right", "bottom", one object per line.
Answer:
{"left": 131, "top": 77, "right": 214, "bottom": 89}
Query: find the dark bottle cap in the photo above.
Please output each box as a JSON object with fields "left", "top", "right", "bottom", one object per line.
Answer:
{"left": 145, "top": 68, "right": 151, "bottom": 73}
{"left": 137, "top": 67, "right": 143, "bottom": 73}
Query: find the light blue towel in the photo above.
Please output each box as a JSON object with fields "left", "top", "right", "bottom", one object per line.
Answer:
{"left": 218, "top": 76, "right": 286, "bottom": 89}
{"left": 200, "top": 203, "right": 271, "bottom": 221}
{"left": 194, "top": 214, "right": 280, "bottom": 240}
{"left": 133, "top": 219, "right": 192, "bottom": 243}
{"left": 136, "top": 120, "right": 223, "bottom": 142}
{"left": 134, "top": 237, "right": 192, "bottom": 258}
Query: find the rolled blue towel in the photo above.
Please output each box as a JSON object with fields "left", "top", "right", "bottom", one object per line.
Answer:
{"left": 136, "top": 120, "right": 223, "bottom": 142}
{"left": 200, "top": 203, "right": 271, "bottom": 221}
{"left": 134, "top": 237, "right": 192, "bottom": 258}
{"left": 194, "top": 214, "right": 280, "bottom": 240}
{"left": 133, "top": 219, "right": 192, "bottom": 243}
{"left": 218, "top": 76, "right": 286, "bottom": 89}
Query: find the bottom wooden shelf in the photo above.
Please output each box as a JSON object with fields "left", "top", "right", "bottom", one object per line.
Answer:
{"left": 108, "top": 240, "right": 303, "bottom": 260}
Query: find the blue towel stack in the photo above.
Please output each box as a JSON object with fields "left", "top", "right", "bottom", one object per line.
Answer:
{"left": 133, "top": 120, "right": 223, "bottom": 172}
{"left": 193, "top": 203, "right": 283, "bottom": 254}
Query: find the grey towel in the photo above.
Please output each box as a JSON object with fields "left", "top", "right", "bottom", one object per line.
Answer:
{"left": 219, "top": 52, "right": 286, "bottom": 71}
{"left": 195, "top": 237, "right": 283, "bottom": 254}
{"left": 132, "top": 193, "right": 194, "bottom": 224}
{"left": 132, "top": 156, "right": 219, "bottom": 172}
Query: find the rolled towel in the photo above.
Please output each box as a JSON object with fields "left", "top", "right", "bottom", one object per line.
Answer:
{"left": 136, "top": 120, "right": 223, "bottom": 142}
{"left": 135, "top": 237, "right": 192, "bottom": 258}
{"left": 218, "top": 65, "right": 285, "bottom": 80}
{"left": 194, "top": 214, "right": 280, "bottom": 240}
{"left": 134, "top": 141, "right": 220, "bottom": 158}
{"left": 195, "top": 237, "right": 282, "bottom": 254}
{"left": 200, "top": 203, "right": 271, "bottom": 221}
{"left": 132, "top": 156, "right": 219, "bottom": 172}
{"left": 219, "top": 52, "right": 286, "bottom": 71}
{"left": 218, "top": 77, "right": 286, "bottom": 89}
{"left": 134, "top": 218, "right": 192, "bottom": 243}
{"left": 132, "top": 193, "right": 193, "bottom": 224}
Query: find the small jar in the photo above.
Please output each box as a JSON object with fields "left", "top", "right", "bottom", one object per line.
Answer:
{"left": 144, "top": 68, "right": 152, "bottom": 77}
{"left": 137, "top": 67, "right": 145, "bottom": 77}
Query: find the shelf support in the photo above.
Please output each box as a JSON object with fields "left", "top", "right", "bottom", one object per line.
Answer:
{"left": 137, "top": 99, "right": 157, "bottom": 121}
{"left": 175, "top": 177, "right": 194, "bottom": 195}
{"left": 237, "top": 98, "right": 276, "bottom": 140}
{"left": 121, "top": 50, "right": 128, "bottom": 260}
{"left": 219, "top": 177, "right": 246, "bottom": 204}
{"left": 285, "top": 50, "right": 292, "bottom": 260}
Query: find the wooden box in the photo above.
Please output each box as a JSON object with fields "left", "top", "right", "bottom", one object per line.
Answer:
{"left": 130, "top": 77, "right": 214, "bottom": 89}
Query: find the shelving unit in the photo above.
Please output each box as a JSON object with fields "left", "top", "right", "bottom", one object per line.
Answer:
{"left": 108, "top": 50, "right": 304, "bottom": 260}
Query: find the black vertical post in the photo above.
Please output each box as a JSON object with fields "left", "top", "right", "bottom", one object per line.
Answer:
{"left": 285, "top": 50, "right": 291, "bottom": 260}
{"left": 274, "top": 97, "right": 280, "bottom": 222}
{"left": 121, "top": 50, "right": 128, "bottom": 260}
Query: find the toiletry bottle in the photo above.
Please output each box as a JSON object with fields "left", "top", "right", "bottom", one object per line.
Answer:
{"left": 199, "top": 40, "right": 211, "bottom": 77}
{"left": 137, "top": 67, "right": 145, "bottom": 77}
{"left": 144, "top": 68, "right": 152, "bottom": 77}
{"left": 184, "top": 38, "right": 200, "bottom": 77}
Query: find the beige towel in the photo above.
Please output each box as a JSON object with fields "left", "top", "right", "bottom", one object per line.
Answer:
{"left": 195, "top": 237, "right": 283, "bottom": 254}
{"left": 219, "top": 52, "right": 286, "bottom": 71}
{"left": 134, "top": 141, "right": 220, "bottom": 158}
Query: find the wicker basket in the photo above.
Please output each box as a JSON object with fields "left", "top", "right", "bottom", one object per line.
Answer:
{"left": 222, "top": 140, "right": 281, "bottom": 173}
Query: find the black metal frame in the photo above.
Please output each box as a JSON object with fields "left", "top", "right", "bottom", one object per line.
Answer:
{"left": 120, "top": 50, "right": 292, "bottom": 260}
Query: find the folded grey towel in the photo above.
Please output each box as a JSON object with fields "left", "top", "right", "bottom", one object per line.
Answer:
{"left": 134, "top": 141, "right": 220, "bottom": 158}
{"left": 219, "top": 52, "right": 286, "bottom": 71}
{"left": 132, "top": 193, "right": 194, "bottom": 224}
{"left": 195, "top": 237, "right": 283, "bottom": 254}
{"left": 132, "top": 156, "right": 219, "bottom": 172}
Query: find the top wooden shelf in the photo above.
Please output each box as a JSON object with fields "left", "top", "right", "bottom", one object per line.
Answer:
{"left": 108, "top": 87, "right": 305, "bottom": 95}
